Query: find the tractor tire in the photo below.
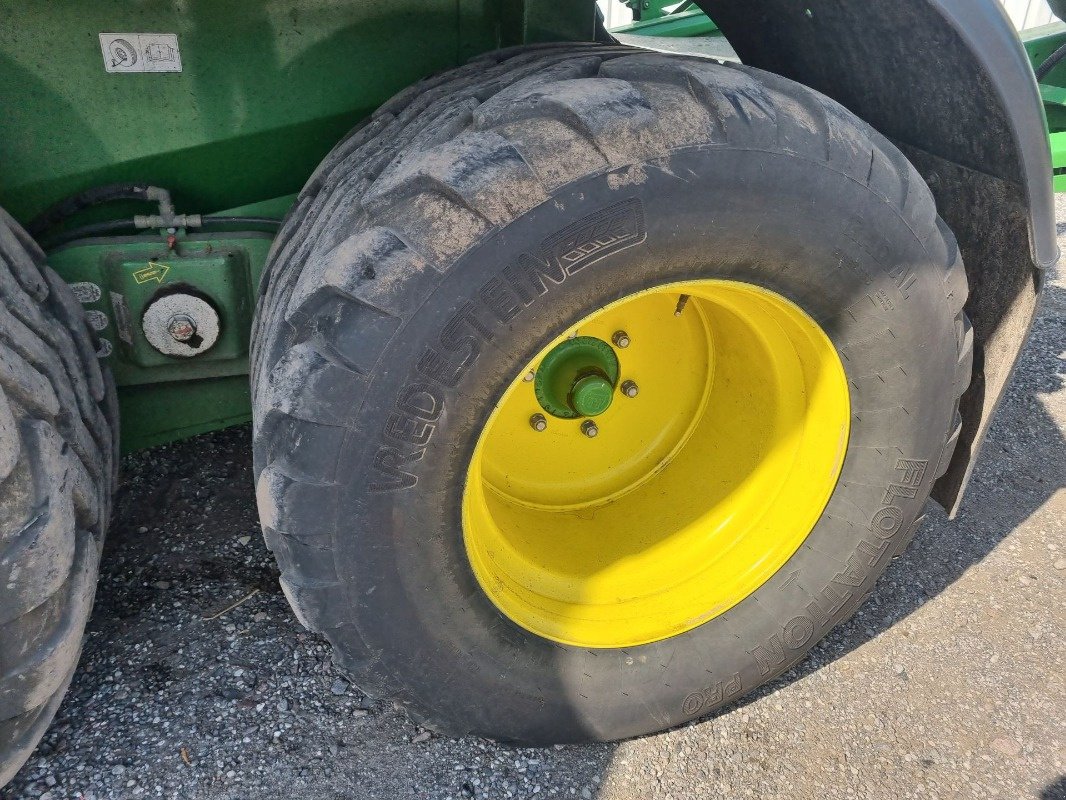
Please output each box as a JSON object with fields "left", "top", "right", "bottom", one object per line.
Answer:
{"left": 251, "top": 45, "right": 971, "bottom": 742}
{"left": 0, "top": 208, "right": 118, "bottom": 784}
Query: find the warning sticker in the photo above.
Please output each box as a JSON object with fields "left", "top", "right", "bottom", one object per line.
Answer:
{"left": 99, "top": 33, "right": 182, "bottom": 73}
{"left": 133, "top": 261, "right": 170, "bottom": 284}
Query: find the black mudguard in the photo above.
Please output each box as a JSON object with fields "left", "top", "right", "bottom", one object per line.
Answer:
{"left": 696, "top": 0, "right": 1057, "bottom": 513}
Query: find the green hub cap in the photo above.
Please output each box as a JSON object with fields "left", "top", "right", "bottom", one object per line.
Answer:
{"left": 533, "top": 336, "right": 620, "bottom": 419}
{"left": 571, "top": 374, "right": 614, "bottom": 416}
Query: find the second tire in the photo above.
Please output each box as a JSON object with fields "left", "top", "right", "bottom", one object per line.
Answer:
{"left": 0, "top": 208, "right": 118, "bottom": 785}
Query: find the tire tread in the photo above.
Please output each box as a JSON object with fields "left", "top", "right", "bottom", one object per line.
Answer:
{"left": 251, "top": 45, "right": 971, "bottom": 734}
{"left": 0, "top": 211, "right": 117, "bottom": 786}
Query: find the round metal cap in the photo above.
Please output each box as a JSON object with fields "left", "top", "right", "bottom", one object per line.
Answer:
{"left": 571, "top": 374, "right": 614, "bottom": 417}
{"left": 142, "top": 293, "right": 220, "bottom": 357}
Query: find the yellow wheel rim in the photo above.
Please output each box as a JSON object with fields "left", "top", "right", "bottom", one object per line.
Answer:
{"left": 462, "top": 280, "right": 850, "bottom": 648}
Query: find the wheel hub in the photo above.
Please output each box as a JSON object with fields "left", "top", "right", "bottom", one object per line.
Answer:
{"left": 533, "top": 336, "right": 619, "bottom": 419}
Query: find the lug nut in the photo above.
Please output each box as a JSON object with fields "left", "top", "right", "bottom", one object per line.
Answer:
{"left": 167, "top": 313, "right": 197, "bottom": 342}
{"left": 612, "top": 330, "right": 631, "bottom": 348}
{"left": 581, "top": 420, "right": 599, "bottom": 438}
{"left": 621, "top": 380, "right": 639, "bottom": 398}
{"left": 530, "top": 413, "right": 548, "bottom": 432}
{"left": 523, "top": 370, "right": 535, "bottom": 382}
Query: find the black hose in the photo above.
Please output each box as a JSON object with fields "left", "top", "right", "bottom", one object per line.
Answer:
{"left": 42, "top": 215, "right": 282, "bottom": 249}
{"left": 1036, "top": 41, "right": 1066, "bottom": 82}
{"left": 27, "top": 183, "right": 160, "bottom": 238}
{"left": 200, "top": 216, "right": 281, "bottom": 227}
{"left": 41, "top": 219, "right": 139, "bottom": 249}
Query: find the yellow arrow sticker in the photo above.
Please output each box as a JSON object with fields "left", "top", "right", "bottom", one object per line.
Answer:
{"left": 133, "top": 262, "right": 171, "bottom": 284}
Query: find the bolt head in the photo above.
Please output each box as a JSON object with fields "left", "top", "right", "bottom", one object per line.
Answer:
{"left": 621, "top": 380, "right": 639, "bottom": 398}
{"left": 166, "top": 314, "right": 197, "bottom": 342}
{"left": 529, "top": 413, "right": 548, "bottom": 432}
{"left": 523, "top": 370, "right": 535, "bottom": 382}
{"left": 581, "top": 420, "right": 599, "bottom": 438}
{"left": 612, "top": 330, "right": 631, "bottom": 349}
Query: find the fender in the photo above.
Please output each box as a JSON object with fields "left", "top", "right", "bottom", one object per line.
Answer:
{"left": 696, "top": 0, "right": 1058, "bottom": 513}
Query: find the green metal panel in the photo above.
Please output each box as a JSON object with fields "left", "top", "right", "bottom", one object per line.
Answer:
{"left": 1051, "top": 131, "right": 1066, "bottom": 191}
{"left": 46, "top": 194, "right": 293, "bottom": 451}
{"left": 623, "top": 0, "right": 681, "bottom": 22}
{"left": 48, "top": 232, "right": 273, "bottom": 387}
{"left": 44, "top": 190, "right": 300, "bottom": 450}
{"left": 502, "top": 0, "right": 599, "bottom": 44}
{"left": 0, "top": 1, "right": 501, "bottom": 222}
{"left": 1023, "top": 23, "right": 1066, "bottom": 191}
{"left": 1022, "top": 22, "right": 1066, "bottom": 76}
{"left": 118, "top": 376, "right": 253, "bottom": 454}
{"left": 0, "top": 2, "right": 603, "bottom": 451}
{"left": 612, "top": 7, "right": 720, "bottom": 37}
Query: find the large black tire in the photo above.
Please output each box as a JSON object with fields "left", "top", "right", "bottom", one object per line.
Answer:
{"left": 0, "top": 209, "right": 118, "bottom": 784}
{"left": 251, "top": 45, "right": 972, "bottom": 742}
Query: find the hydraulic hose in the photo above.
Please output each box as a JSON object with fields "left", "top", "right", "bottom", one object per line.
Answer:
{"left": 27, "top": 184, "right": 172, "bottom": 238}
{"left": 200, "top": 216, "right": 281, "bottom": 227}
{"left": 30, "top": 182, "right": 281, "bottom": 248}
{"left": 42, "top": 215, "right": 281, "bottom": 249}
{"left": 1036, "top": 41, "right": 1066, "bottom": 82}
{"left": 42, "top": 220, "right": 139, "bottom": 249}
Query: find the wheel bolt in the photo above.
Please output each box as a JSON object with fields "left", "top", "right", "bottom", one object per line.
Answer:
{"left": 529, "top": 413, "right": 547, "bottom": 432}
{"left": 621, "top": 379, "right": 639, "bottom": 398}
{"left": 612, "top": 330, "right": 631, "bottom": 348}
{"left": 523, "top": 370, "right": 535, "bottom": 382}
{"left": 581, "top": 420, "right": 599, "bottom": 438}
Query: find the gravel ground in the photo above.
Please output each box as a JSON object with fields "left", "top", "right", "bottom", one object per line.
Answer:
{"left": 4, "top": 209, "right": 1064, "bottom": 800}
